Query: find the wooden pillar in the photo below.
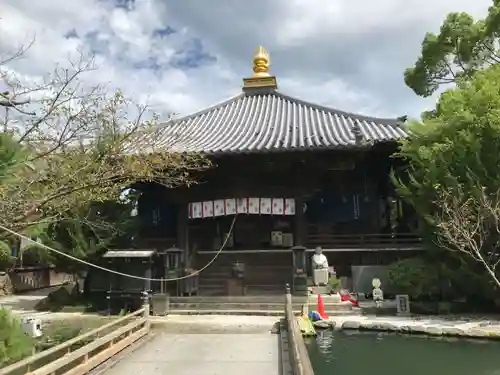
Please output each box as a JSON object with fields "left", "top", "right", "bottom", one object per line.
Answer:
{"left": 294, "top": 195, "right": 306, "bottom": 247}
{"left": 176, "top": 202, "right": 188, "bottom": 263}
{"left": 144, "top": 266, "right": 152, "bottom": 293}
{"left": 292, "top": 156, "right": 308, "bottom": 248}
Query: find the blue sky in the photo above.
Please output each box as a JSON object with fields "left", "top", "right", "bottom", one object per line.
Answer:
{"left": 0, "top": 0, "right": 493, "bottom": 120}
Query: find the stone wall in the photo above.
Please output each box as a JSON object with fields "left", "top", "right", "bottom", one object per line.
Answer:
{"left": 7, "top": 267, "right": 75, "bottom": 293}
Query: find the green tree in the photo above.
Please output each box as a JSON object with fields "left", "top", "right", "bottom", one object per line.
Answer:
{"left": 395, "top": 65, "right": 500, "bottom": 288}
{"left": 32, "top": 199, "right": 139, "bottom": 272}
{"left": 404, "top": 0, "right": 500, "bottom": 97}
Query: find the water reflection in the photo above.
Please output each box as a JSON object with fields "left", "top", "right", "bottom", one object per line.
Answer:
{"left": 306, "top": 330, "right": 500, "bottom": 375}
{"left": 316, "top": 330, "right": 334, "bottom": 355}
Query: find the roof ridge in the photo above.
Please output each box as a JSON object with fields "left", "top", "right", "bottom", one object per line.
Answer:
{"left": 273, "top": 91, "right": 399, "bottom": 125}
{"left": 157, "top": 90, "right": 400, "bottom": 129}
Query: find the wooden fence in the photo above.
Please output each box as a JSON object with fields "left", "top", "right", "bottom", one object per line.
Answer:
{"left": 2, "top": 289, "right": 312, "bottom": 375}
{"left": 0, "top": 299, "right": 150, "bottom": 375}
{"left": 284, "top": 284, "right": 315, "bottom": 375}
{"left": 307, "top": 231, "right": 422, "bottom": 249}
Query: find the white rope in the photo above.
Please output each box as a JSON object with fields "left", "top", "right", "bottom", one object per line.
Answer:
{"left": 0, "top": 214, "right": 237, "bottom": 282}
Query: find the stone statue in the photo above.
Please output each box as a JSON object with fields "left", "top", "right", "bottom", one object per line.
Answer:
{"left": 311, "top": 247, "right": 329, "bottom": 286}
{"left": 372, "top": 278, "right": 384, "bottom": 308}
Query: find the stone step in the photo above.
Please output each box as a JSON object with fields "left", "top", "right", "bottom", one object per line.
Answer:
{"left": 246, "top": 279, "right": 292, "bottom": 283}
{"left": 307, "top": 302, "right": 353, "bottom": 311}
{"left": 196, "top": 290, "right": 226, "bottom": 296}
{"left": 165, "top": 309, "right": 362, "bottom": 316}
{"left": 196, "top": 280, "right": 227, "bottom": 286}
{"left": 245, "top": 284, "right": 290, "bottom": 289}
{"left": 196, "top": 285, "right": 290, "bottom": 293}
{"left": 197, "top": 283, "right": 291, "bottom": 291}
{"left": 198, "top": 274, "right": 292, "bottom": 279}
{"left": 199, "top": 270, "right": 292, "bottom": 276}
{"left": 197, "top": 266, "right": 292, "bottom": 272}
{"left": 315, "top": 309, "right": 362, "bottom": 316}
{"left": 197, "top": 275, "right": 226, "bottom": 280}
{"left": 167, "top": 309, "right": 295, "bottom": 316}
{"left": 169, "top": 302, "right": 302, "bottom": 310}
{"left": 168, "top": 303, "right": 353, "bottom": 313}
{"left": 196, "top": 284, "right": 224, "bottom": 289}
{"left": 197, "top": 290, "right": 227, "bottom": 296}
{"left": 245, "top": 289, "right": 289, "bottom": 296}
{"left": 308, "top": 297, "right": 344, "bottom": 304}
{"left": 169, "top": 296, "right": 307, "bottom": 303}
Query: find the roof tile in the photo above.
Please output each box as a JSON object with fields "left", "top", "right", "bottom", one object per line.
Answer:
{"left": 132, "top": 91, "right": 408, "bottom": 154}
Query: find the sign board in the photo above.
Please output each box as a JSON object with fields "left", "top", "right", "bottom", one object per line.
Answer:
{"left": 396, "top": 294, "right": 410, "bottom": 315}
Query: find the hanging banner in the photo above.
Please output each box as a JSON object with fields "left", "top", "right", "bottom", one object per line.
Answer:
{"left": 272, "top": 198, "right": 285, "bottom": 215}
{"left": 236, "top": 198, "right": 248, "bottom": 214}
{"left": 188, "top": 197, "right": 296, "bottom": 219}
{"left": 213, "top": 199, "right": 225, "bottom": 216}
{"left": 260, "top": 198, "right": 272, "bottom": 214}
{"left": 284, "top": 198, "right": 296, "bottom": 215}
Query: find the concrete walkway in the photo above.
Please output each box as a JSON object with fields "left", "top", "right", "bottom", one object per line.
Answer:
{"left": 103, "top": 332, "right": 280, "bottom": 375}
{"left": 103, "top": 316, "right": 281, "bottom": 375}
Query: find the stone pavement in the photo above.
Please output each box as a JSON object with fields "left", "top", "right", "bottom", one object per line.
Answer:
{"left": 151, "top": 315, "right": 280, "bottom": 333}
{"left": 331, "top": 315, "right": 500, "bottom": 338}
{"left": 102, "top": 332, "right": 281, "bottom": 375}
{"left": 0, "top": 287, "right": 73, "bottom": 320}
{"left": 0, "top": 287, "right": 101, "bottom": 323}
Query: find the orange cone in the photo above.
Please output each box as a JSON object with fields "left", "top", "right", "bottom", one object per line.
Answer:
{"left": 317, "top": 294, "right": 328, "bottom": 320}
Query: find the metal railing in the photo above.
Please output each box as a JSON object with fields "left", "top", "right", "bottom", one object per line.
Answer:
{"left": 284, "top": 284, "right": 314, "bottom": 375}
{"left": 0, "top": 295, "right": 151, "bottom": 375}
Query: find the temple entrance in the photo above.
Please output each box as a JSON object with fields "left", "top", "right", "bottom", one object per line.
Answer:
{"left": 194, "top": 251, "right": 293, "bottom": 296}
{"left": 186, "top": 198, "right": 298, "bottom": 296}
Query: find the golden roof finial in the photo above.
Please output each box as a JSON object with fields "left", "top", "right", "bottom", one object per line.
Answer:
{"left": 252, "top": 45, "right": 270, "bottom": 77}
{"left": 242, "top": 46, "right": 277, "bottom": 91}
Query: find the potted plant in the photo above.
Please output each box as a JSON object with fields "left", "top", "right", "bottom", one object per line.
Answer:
{"left": 327, "top": 276, "right": 341, "bottom": 294}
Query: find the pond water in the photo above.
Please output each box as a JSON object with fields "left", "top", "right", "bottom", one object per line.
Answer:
{"left": 306, "top": 330, "right": 500, "bottom": 375}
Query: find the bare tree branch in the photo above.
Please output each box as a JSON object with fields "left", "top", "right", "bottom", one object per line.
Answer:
{"left": 0, "top": 47, "right": 211, "bottom": 236}
{"left": 434, "top": 186, "right": 500, "bottom": 288}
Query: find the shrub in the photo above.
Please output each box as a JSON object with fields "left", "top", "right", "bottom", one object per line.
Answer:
{"left": 0, "top": 308, "right": 34, "bottom": 366}
{"left": 327, "top": 276, "right": 341, "bottom": 292}
{"left": 387, "top": 257, "right": 440, "bottom": 299}
{"left": 36, "top": 324, "right": 84, "bottom": 351}
{"left": 0, "top": 241, "right": 14, "bottom": 271}
{"left": 34, "top": 285, "right": 79, "bottom": 312}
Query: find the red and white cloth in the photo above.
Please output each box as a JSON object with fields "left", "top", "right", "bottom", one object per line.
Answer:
{"left": 188, "top": 197, "right": 296, "bottom": 219}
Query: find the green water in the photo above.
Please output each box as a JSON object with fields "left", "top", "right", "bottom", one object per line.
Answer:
{"left": 306, "top": 330, "right": 500, "bottom": 375}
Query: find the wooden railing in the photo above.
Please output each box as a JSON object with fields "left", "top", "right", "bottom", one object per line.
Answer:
{"left": 0, "top": 297, "right": 151, "bottom": 375}
{"left": 284, "top": 284, "right": 314, "bottom": 375}
{"left": 307, "top": 232, "right": 422, "bottom": 249}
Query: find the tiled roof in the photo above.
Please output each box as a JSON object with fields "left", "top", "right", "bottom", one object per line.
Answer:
{"left": 134, "top": 91, "right": 408, "bottom": 155}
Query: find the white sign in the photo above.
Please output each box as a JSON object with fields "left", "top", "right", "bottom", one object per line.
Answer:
{"left": 21, "top": 317, "right": 43, "bottom": 338}
{"left": 396, "top": 294, "right": 410, "bottom": 315}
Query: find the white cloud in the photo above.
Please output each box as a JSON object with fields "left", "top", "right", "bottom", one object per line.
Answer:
{"left": 0, "top": 0, "right": 493, "bottom": 121}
